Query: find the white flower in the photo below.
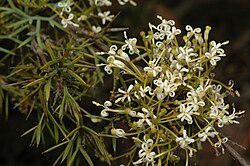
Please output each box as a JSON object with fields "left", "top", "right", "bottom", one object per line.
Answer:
{"left": 205, "top": 40, "right": 229, "bottom": 66}
{"left": 117, "top": 49, "right": 130, "bottom": 61}
{"left": 167, "top": 26, "right": 181, "bottom": 40}
{"left": 98, "top": 11, "right": 114, "bottom": 25}
{"left": 198, "top": 126, "right": 218, "bottom": 142}
{"left": 92, "top": 25, "right": 102, "bottom": 33}
{"left": 61, "top": 13, "right": 79, "bottom": 28}
{"left": 134, "top": 85, "right": 152, "bottom": 99}
{"left": 111, "top": 128, "right": 126, "bottom": 138}
{"left": 58, "top": 0, "right": 73, "bottom": 15}
{"left": 177, "top": 104, "right": 197, "bottom": 124}
{"left": 95, "top": 0, "right": 112, "bottom": 6}
{"left": 209, "top": 104, "right": 231, "bottom": 127}
{"left": 104, "top": 56, "right": 126, "bottom": 74}
{"left": 121, "top": 31, "right": 139, "bottom": 54}
{"left": 176, "top": 130, "right": 194, "bottom": 149}
{"left": 176, "top": 130, "right": 196, "bottom": 157}
{"left": 77, "top": 15, "right": 87, "bottom": 22}
{"left": 211, "top": 84, "right": 225, "bottom": 103}
{"left": 177, "top": 46, "right": 197, "bottom": 64}
{"left": 205, "top": 51, "right": 221, "bottom": 66}
{"left": 133, "top": 135, "right": 156, "bottom": 165}
{"left": 185, "top": 25, "right": 201, "bottom": 38}
{"left": 115, "top": 84, "right": 134, "bottom": 103}
{"left": 221, "top": 107, "right": 245, "bottom": 126}
{"left": 136, "top": 108, "right": 157, "bottom": 128}
{"left": 210, "top": 40, "right": 229, "bottom": 57}
{"left": 92, "top": 100, "right": 112, "bottom": 117}
{"left": 118, "top": 0, "right": 137, "bottom": 6}
{"left": 149, "top": 16, "right": 176, "bottom": 40}
{"left": 144, "top": 59, "right": 162, "bottom": 77}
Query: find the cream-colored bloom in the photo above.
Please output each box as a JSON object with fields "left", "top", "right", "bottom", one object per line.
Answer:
{"left": 115, "top": 84, "right": 134, "bottom": 103}
{"left": 177, "top": 104, "right": 199, "bottom": 124}
{"left": 95, "top": 0, "right": 112, "bottom": 6}
{"left": 198, "top": 126, "right": 218, "bottom": 142}
{"left": 61, "top": 14, "right": 79, "bottom": 28}
{"left": 176, "top": 129, "right": 196, "bottom": 157}
{"left": 92, "top": 25, "right": 102, "bottom": 33}
{"left": 144, "top": 59, "right": 162, "bottom": 77}
{"left": 58, "top": 0, "right": 73, "bottom": 15}
{"left": 92, "top": 100, "right": 112, "bottom": 117}
{"left": 117, "top": 0, "right": 137, "bottom": 6}
{"left": 111, "top": 128, "right": 126, "bottom": 138}
{"left": 133, "top": 135, "right": 156, "bottom": 165}
{"left": 98, "top": 11, "right": 114, "bottom": 25}
{"left": 121, "top": 31, "right": 139, "bottom": 54}
{"left": 136, "top": 108, "right": 156, "bottom": 128}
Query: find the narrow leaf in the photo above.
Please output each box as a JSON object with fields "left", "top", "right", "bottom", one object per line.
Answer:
{"left": 79, "top": 147, "right": 94, "bottom": 166}
{"left": 44, "top": 77, "right": 51, "bottom": 102}
{"left": 43, "top": 140, "right": 69, "bottom": 154}
{"left": 68, "top": 69, "right": 89, "bottom": 87}
{"left": 23, "top": 77, "right": 45, "bottom": 88}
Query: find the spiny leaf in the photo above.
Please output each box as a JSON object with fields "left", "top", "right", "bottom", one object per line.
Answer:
{"left": 42, "top": 140, "right": 69, "bottom": 154}
{"left": 61, "top": 141, "right": 73, "bottom": 163}
{"left": 21, "top": 125, "right": 38, "bottom": 137}
{"left": 0, "top": 47, "right": 15, "bottom": 55}
{"left": 40, "top": 59, "right": 60, "bottom": 70}
{"left": 68, "top": 69, "right": 89, "bottom": 87}
{"left": 67, "top": 144, "right": 79, "bottom": 166}
{"left": 44, "top": 77, "right": 51, "bottom": 102}
{"left": 23, "top": 77, "right": 45, "bottom": 88}
{"left": 79, "top": 147, "right": 94, "bottom": 166}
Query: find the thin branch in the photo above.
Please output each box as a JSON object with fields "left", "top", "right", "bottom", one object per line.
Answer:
{"left": 223, "top": 142, "right": 250, "bottom": 166}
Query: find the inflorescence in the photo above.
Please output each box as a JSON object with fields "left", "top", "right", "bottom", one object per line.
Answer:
{"left": 93, "top": 15, "right": 244, "bottom": 165}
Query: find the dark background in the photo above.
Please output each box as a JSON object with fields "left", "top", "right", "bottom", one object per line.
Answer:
{"left": 0, "top": 0, "right": 249, "bottom": 165}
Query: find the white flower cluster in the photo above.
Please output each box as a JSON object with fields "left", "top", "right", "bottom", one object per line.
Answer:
{"left": 94, "top": 16, "right": 244, "bottom": 165}
{"left": 58, "top": 0, "right": 79, "bottom": 28}
{"left": 57, "top": 0, "right": 136, "bottom": 31}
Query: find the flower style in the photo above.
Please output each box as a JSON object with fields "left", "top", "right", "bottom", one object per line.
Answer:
{"left": 58, "top": 0, "right": 73, "bottom": 15}
{"left": 121, "top": 31, "right": 139, "bottom": 54}
{"left": 198, "top": 126, "right": 218, "bottom": 142}
{"left": 111, "top": 128, "right": 126, "bottom": 138}
{"left": 98, "top": 11, "right": 114, "bottom": 25}
{"left": 115, "top": 84, "right": 134, "bottom": 103}
{"left": 61, "top": 13, "right": 79, "bottom": 28}
{"left": 133, "top": 135, "right": 156, "bottom": 165}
